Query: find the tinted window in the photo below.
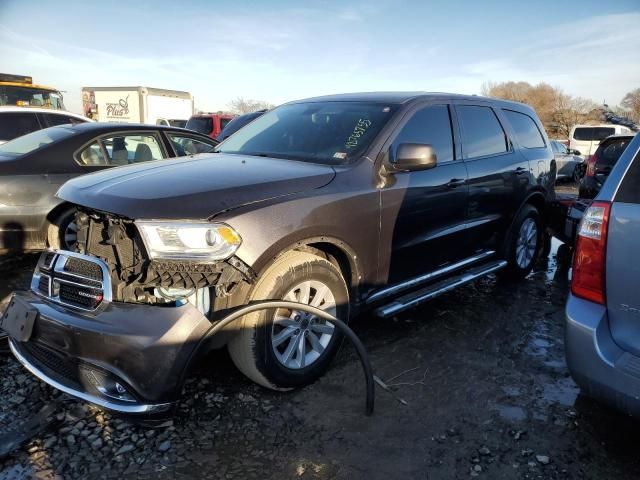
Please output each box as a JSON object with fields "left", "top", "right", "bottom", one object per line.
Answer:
{"left": 0, "top": 112, "right": 41, "bottom": 141}
{"left": 219, "top": 118, "right": 232, "bottom": 131}
{"left": 167, "top": 133, "right": 217, "bottom": 156}
{"left": 0, "top": 126, "right": 74, "bottom": 156}
{"left": 186, "top": 117, "right": 213, "bottom": 135}
{"left": 599, "top": 138, "right": 632, "bottom": 165}
{"left": 98, "top": 134, "right": 164, "bottom": 166}
{"left": 573, "top": 127, "right": 616, "bottom": 141}
{"left": 556, "top": 142, "right": 568, "bottom": 154}
{"left": 392, "top": 105, "right": 454, "bottom": 163}
{"left": 503, "top": 110, "right": 545, "bottom": 148}
{"left": 217, "top": 102, "right": 398, "bottom": 165}
{"left": 616, "top": 149, "right": 640, "bottom": 204}
{"left": 457, "top": 106, "right": 508, "bottom": 159}
{"left": 42, "top": 113, "right": 84, "bottom": 127}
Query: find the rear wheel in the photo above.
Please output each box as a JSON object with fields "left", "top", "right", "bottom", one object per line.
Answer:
{"left": 47, "top": 208, "right": 78, "bottom": 251}
{"left": 228, "top": 250, "right": 349, "bottom": 390}
{"left": 501, "top": 205, "right": 542, "bottom": 279}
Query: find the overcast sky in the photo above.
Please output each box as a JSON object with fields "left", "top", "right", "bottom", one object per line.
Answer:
{"left": 1, "top": 0, "right": 638, "bottom": 114}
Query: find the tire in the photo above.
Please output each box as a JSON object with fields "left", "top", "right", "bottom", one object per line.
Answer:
{"left": 501, "top": 205, "right": 542, "bottom": 279}
{"left": 540, "top": 231, "right": 552, "bottom": 260}
{"left": 47, "top": 208, "right": 78, "bottom": 251}
{"left": 227, "top": 250, "right": 349, "bottom": 390}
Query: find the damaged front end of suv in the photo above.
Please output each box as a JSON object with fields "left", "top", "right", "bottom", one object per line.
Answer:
{"left": 8, "top": 208, "right": 256, "bottom": 415}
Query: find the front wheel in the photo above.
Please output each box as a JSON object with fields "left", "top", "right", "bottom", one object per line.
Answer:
{"left": 501, "top": 205, "right": 542, "bottom": 279}
{"left": 228, "top": 250, "right": 349, "bottom": 390}
{"left": 47, "top": 208, "right": 78, "bottom": 251}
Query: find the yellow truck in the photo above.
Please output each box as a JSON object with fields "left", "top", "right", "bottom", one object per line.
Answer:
{"left": 0, "top": 73, "right": 65, "bottom": 110}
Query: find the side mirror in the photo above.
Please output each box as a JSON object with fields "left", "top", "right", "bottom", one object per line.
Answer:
{"left": 393, "top": 143, "right": 437, "bottom": 171}
{"left": 570, "top": 148, "right": 581, "bottom": 155}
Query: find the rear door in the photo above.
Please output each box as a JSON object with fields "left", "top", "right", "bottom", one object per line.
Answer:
{"left": 606, "top": 143, "right": 640, "bottom": 356}
{"left": 454, "top": 102, "right": 531, "bottom": 253}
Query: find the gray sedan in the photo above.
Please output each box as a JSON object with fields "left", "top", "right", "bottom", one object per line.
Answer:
{"left": 551, "top": 140, "right": 584, "bottom": 182}
{"left": 0, "top": 122, "right": 218, "bottom": 252}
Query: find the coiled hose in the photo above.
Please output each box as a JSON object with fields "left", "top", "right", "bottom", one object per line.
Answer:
{"left": 204, "top": 300, "right": 375, "bottom": 416}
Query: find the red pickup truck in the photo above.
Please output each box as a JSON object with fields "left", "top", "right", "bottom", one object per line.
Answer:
{"left": 185, "top": 113, "right": 235, "bottom": 139}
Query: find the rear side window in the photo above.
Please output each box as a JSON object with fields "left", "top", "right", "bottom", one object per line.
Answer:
{"left": 456, "top": 105, "right": 508, "bottom": 159}
{"left": 0, "top": 112, "right": 41, "bottom": 141}
{"left": 41, "top": 113, "right": 84, "bottom": 127}
{"left": 392, "top": 105, "right": 454, "bottom": 163}
{"left": 616, "top": 149, "right": 640, "bottom": 204}
{"left": 573, "top": 127, "right": 616, "bottom": 141}
{"left": 503, "top": 110, "right": 545, "bottom": 148}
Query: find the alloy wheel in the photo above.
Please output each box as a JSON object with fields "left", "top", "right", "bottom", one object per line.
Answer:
{"left": 515, "top": 218, "right": 538, "bottom": 269}
{"left": 271, "top": 280, "right": 336, "bottom": 369}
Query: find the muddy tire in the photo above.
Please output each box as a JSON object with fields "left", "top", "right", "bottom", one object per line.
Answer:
{"left": 227, "top": 250, "right": 349, "bottom": 390}
{"left": 47, "top": 208, "right": 78, "bottom": 251}
{"left": 501, "top": 205, "right": 542, "bottom": 279}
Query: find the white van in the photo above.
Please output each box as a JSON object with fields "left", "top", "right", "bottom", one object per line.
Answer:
{"left": 569, "top": 124, "right": 632, "bottom": 159}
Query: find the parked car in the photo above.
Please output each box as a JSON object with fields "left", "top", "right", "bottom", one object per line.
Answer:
{"left": 569, "top": 124, "right": 632, "bottom": 160}
{"left": 550, "top": 140, "right": 584, "bottom": 182}
{"left": 566, "top": 132, "right": 640, "bottom": 416}
{"left": 156, "top": 118, "right": 188, "bottom": 128}
{"left": 0, "top": 106, "right": 89, "bottom": 144}
{"left": 579, "top": 134, "right": 635, "bottom": 199}
{"left": 215, "top": 110, "right": 267, "bottom": 141}
{"left": 3, "top": 92, "right": 555, "bottom": 414}
{"left": 0, "top": 122, "right": 218, "bottom": 251}
{"left": 186, "top": 113, "right": 235, "bottom": 139}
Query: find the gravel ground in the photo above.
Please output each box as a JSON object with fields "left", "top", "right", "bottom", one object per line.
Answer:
{"left": 2, "top": 182, "right": 640, "bottom": 479}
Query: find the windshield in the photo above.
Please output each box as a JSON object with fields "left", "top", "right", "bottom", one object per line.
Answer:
{"left": 0, "top": 126, "right": 75, "bottom": 156}
{"left": 186, "top": 117, "right": 212, "bottom": 134}
{"left": 216, "top": 101, "right": 398, "bottom": 164}
{"left": 0, "top": 86, "right": 65, "bottom": 109}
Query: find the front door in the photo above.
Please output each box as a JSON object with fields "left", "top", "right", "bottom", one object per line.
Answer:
{"left": 380, "top": 103, "right": 469, "bottom": 284}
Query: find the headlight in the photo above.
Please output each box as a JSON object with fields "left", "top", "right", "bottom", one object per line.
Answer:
{"left": 136, "top": 221, "right": 242, "bottom": 261}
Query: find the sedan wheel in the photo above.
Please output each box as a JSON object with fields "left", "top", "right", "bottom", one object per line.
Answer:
{"left": 515, "top": 218, "right": 538, "bottom": 269}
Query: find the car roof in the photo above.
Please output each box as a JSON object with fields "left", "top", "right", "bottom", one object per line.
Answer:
{"left": 50, "top": 122, "right": 204, "bottom": 135}
{"left": 288, "top": 91, "right": 531, "bottom": 109}
{"left": 0, "top": 106, "right": 88, "bottom": 119}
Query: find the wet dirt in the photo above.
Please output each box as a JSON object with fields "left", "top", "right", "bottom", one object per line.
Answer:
{"left": 1, "top": 214, "right": 640, "bottom": 478}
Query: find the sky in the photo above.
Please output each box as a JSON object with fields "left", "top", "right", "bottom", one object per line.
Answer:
{"left": 1, "top": 0, "right": 639, "bottom": 114}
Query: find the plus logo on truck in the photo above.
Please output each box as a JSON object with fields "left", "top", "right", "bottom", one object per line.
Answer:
{"left": 106, "top": 95, "right": 129, "bottom": 118}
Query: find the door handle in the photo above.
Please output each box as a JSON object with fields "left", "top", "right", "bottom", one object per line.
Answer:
{"left": 446, "top": 178, "right": 466, "bottom": 188}
{"left": 515, "top": 167, "right": 528, "bottom": 175}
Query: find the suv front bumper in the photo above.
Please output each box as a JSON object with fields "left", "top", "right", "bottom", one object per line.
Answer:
{"left": 6, "top": 290, "right": 211, "bottom": 414}
{"left": 566, "top": 294, "right": 640, "bottom": 416}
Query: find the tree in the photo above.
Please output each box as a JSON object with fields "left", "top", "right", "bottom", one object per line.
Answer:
{"left": 621, "top": 88, "right": 640, "bottom": 122}
{"left": 482, "top": 81, "right": 598, "bottom": 137}
{"left": 228, "top": 97, "right": 274, "bottom": 115}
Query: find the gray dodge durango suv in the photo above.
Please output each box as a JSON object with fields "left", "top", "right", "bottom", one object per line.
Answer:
{"left": 2, "top": 93, "right": 555, "bottom": 414}
{"left": 566, "top": 132, "right": 640, "bottom": 416}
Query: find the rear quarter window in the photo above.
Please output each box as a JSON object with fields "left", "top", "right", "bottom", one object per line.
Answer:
{"left": 616, "top": 149, "right": 640, "bottom": 204}
{"left": 503, "top": 109, "right": 545, "bottom": 148}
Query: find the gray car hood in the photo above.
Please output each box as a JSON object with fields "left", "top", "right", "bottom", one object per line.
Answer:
{"left": 57, "top": 153, "right": 336, "bottom": 219}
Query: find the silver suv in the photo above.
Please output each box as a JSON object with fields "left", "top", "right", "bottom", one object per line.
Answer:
{"left": 566, "top": 132, "right": 640, "bottom": 415}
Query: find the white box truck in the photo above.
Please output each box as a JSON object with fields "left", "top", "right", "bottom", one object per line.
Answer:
{"left": 81, "top": 86, "right": 193, "bottom": 126}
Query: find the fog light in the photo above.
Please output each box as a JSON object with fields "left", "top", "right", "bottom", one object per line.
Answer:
{"left": 79, "top": 367, "right": 136, "bottom": 403}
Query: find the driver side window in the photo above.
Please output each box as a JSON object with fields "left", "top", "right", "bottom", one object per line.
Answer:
{"left": 392, "top": 105, "right": 454, "bottom": 163}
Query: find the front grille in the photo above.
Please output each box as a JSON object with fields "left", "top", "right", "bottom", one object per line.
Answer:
{"left": 21, "top": 342, "right": 82, "bottom": 388}
{"left": 31, "top": 251, "right": 111, "bottom": 311}
{"left": 64, "top": 257, "right": 102, "bottom": 280}
{"left": 59, "top": 283, "right": 103, "bottom": 310}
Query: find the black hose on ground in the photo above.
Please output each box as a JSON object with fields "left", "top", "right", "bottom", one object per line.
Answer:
{"left": 204, "top": 300, "right": 375, "bottom": 416}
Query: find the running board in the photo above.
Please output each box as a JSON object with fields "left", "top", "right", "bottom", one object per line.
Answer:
{"left": 374, "top": 260, "right": 508, "bottom": 318}
{"left": 366, "top": 250, "right": 496, "bottom": 305}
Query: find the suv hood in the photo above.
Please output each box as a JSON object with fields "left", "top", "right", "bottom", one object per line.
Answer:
{"left": 57, "top": 153, "right": 336, "bottom": 219}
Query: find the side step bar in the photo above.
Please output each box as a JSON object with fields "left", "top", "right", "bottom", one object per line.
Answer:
{"left": 375, "top": 260, "right": 507, "bottom": 318}
{"left": 366, "top": 250, "right": 496, "bottom": 305}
